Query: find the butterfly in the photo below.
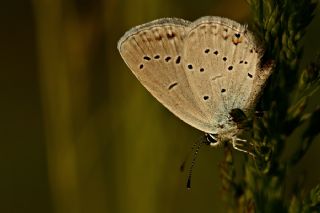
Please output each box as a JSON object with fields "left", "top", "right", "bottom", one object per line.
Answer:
{"left": 117, "top": 16, "right": 273, "bottom": 155}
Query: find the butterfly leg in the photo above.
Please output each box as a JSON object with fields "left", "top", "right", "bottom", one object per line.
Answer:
{"left": 231, "top": 137, "right": 255, "bottom": 157}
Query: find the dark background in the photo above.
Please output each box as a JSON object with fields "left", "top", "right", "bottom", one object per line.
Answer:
{"left": 1, "top": 0, "right": 319, "bottom": 212}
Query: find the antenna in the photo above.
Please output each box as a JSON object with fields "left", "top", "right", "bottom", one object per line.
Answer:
{"left": 180, "top": 139, "right": 201, "bottom": 172}
{"left": 186, "top": 139, "right": 203, "bottom": 189}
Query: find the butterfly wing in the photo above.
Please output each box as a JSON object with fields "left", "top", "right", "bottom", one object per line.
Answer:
{"left": 182, "top": 17, "right": 272, "bottom": 132}
{"left": 118, "top": 18, "right": 215, "bottom": 132}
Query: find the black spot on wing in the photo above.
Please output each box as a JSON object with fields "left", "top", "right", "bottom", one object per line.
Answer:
{"left": 165, "top": 56, "right": 171, "bottom": 62}
{"left": 175, "top": 56, "right": 181, "bottom": 64}
{"left": 168, "top": 82, "right": 178, "bottom": 90}
{"left": 143, "top": 56, "right": 151, "bottom": 61}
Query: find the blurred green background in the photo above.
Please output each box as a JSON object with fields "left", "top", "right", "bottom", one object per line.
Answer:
{"left": 1, "top": 0, "right": 319, "bottom": 212}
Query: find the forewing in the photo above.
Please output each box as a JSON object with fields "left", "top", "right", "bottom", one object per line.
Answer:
{"left": 118, "top": 18, "right": 213, "bottom": 132}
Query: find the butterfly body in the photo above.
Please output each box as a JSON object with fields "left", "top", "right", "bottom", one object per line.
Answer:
{"left": 118, "top": 16, "right": 272, "bottom": 148}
